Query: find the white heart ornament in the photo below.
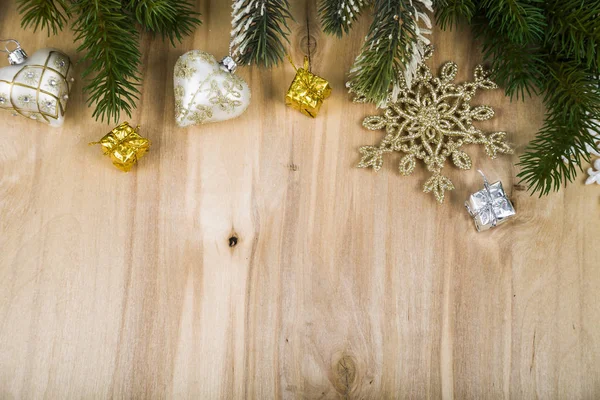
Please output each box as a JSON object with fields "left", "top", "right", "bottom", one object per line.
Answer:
{"left": 0, "top": 48, "right": 74, "bottom": 127}
{"left": 174, "top": 50, "right": 250, "bottom": 127}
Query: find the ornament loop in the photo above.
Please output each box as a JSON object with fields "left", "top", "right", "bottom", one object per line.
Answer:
{"left": 0, "top": 39, "right": 20, "bottom": 53}
{"left": 219, "top": 56, "right": 237, "bottom": 73}
{"left": 287, "top": 55, "right": 311, "bottom": 73}
{"left": 0, "top": 39, "right": 28, "bottom": 65}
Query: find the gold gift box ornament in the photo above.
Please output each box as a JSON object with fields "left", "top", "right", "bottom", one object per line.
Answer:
{"left": 285, "top": 56, "right": 331, "bottom": 118}
{"left": 90, "top": 122, "right": 150, "bottom": 172}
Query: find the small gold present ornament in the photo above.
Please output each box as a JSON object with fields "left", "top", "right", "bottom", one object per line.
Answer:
{"left": 285, "top": 56, "right": 331, "bottom": 118}
{"left": 90, "top": 122, "right": 150, "bottom": 172}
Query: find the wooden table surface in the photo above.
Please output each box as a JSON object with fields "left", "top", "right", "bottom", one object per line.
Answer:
{"left": 1, "top": 1, "right": 599, "bottom": 399}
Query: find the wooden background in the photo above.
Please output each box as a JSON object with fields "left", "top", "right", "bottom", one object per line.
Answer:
{"left": 1, "top": 1, "right": 599, "bottom": 398}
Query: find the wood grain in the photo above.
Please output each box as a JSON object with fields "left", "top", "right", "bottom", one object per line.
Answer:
{"left": 1, "top": 1, "right": 599, "bottom": 398}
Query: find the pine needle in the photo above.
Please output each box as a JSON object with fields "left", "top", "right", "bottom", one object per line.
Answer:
{"left": 17, "top": 0, "right": 71, "bottom": 35}
{"left": 230, "top": 0, "right": 293, "bottom": 67}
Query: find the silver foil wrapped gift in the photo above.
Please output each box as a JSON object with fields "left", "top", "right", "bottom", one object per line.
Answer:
{"left": 465, "top": 171, "right": 515, "bottom": 232}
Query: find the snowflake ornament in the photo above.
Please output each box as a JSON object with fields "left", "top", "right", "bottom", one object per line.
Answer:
{"left": 586, "top": 159, "right": 600, "bottom": 185}
{"left": 357, "top": 46, "right": 513, "bottom": 203}
{"left": 561, "top": 123, "right": 600, "bottom": 186}
{"left": 582, "top": 129, "right": 600, "bottom": 186}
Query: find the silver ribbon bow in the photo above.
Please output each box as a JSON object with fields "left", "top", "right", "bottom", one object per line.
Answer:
{"left": 465, "top": 170, "right": 511, "bottom": 228}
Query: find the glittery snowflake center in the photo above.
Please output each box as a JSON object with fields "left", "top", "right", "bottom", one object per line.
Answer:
{"left": 358, "top": 46, "right": 513, "bottom": 203}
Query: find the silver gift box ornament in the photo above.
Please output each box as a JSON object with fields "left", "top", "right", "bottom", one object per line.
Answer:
{"left": 465, "top": 171, "right": 516, "bottom": 232}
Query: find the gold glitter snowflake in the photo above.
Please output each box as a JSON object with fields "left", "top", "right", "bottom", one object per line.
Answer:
{"left": 357, "top": 46, "right": 513, "bottom": 203}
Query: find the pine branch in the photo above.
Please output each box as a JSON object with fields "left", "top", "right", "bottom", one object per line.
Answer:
{"left": 318, "top": 0, "right": 371, "bottom": 37}
{"left": 472, "top": 13, "right": 547, "bottom": 100}
{"left": 347, "top": 0, "right": 432, "bottom": 106}
{"left": 17, "top": 0, "right": 71, "bottom": 35}
{"left": 126, "top": 0, "right": 201, "bottom": 46}
{"left": 433, "top": 0, "right": 476, "bottom": 30}
{"left": 481, "top": 0, "right": 546, "bottom": 44}
{"left": 71, "top": 0, "right": 142, "bottom": 123}
{"left": 517, "top": 61, "right": 600, "bottom": 195}
{"left": 544, "top": 0, "right": 600, "bottom": 69}
{"left": 230, "top": 0, "right": 293, "bottom": 67}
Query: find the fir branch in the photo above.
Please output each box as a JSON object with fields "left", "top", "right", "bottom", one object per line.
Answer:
{"left": 544, "top": 0, "right": 600, "bottom": 69}
{"left": 518, "top": 62, "right": 600, "bottom": 195}
{"left": 481, "top": 0, "right": 546, "bottom": 44}
{"left": 472, "top": 14, "right": 546, "bottom": 100}
{"left": 17, "top": 0, "right": 71, "bottom": 35}
{"left": 126, "top": 0, "right": 201, "bottom": 46}
{"left": 71, "top": 0, "right": 142, "bottom": 123}
{"left": 318, "top": 0, "right": 371, "bottom": 37}
{"left": 230, "top": 0, "right": 293, "bottom": 67}
{"left": 433, "top": 0, "right": 476, "bottom": 30}
{"left": 347, "top": 0, "right": 432, "bottom": 106}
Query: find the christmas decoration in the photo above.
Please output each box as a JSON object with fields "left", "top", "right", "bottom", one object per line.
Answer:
{"left": 585, "top": 132, "right": 600, "bottom": 185}
{"left": 562, "top": 132, "right": 600, "bottom": 164}
{"left": 586, "top": 160, "right": 600, "bottom": 186}
{"left": 285, "top": 56, "right": 331, "bottom": 118}
{"left": 230, "top": 0, "right": 431, "bottom": 104}
{"left": 17, "top": 0, "right": 201, "bottom": 123}
{"left": 320, "top": 0, "right": 433, "bottom": 106}
{"left": 230, "top": 0, "right": 292, "bottom": 67}
{"left": 90, "top": 122, "right": 150, "bottom": 172}
{"left": 357, "top": 46, "right": 512, "bottom": 203}
{"left": 563, "top": 130, "right": 600, "bottom": 186}
{"left": 465, "top": 171, "right": 515, "bottom": 232}
{"left": 0, "top": 40, "right": 73, "bottom": 127}
{"left": 173, "top": 51, "right": 250, "bottom": 127}
{"left": 431, "top": 0, "right": 600, "bottom": 196}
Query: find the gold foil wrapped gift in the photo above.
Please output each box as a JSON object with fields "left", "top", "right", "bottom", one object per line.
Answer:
{"left": 91, "top": 122, "right": 150, "bottom": 172}
{"left": 285, "top": 56, "right": 331, "bottom": 118}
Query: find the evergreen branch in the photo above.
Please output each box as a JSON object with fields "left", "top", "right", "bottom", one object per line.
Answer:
{"left": 472, "top": 14, "right": 546, "bottom": 100}
{"left": 126, "top": 0, "right": 201, "bottom": 46}
{"left": 517, "top": 62, "right": 600, "bottom": 195}
{"left": 433, "top": 0, "right": 476, "bottom": 30}
{"left": 348, "top": 0, "right": 432, "bottom": 106}
{"left": 230, "top": 0, "right": 293, "bottom": 67}
{"left": 17, "top": 0, "right": 71, "bottom": 35}
{"left": 71, "top": 0, "right": 142, "bottom": 123}
{"left": 318, "top": 0, "right": 371, "bottom": 37}
{"left": 544, "top": 0, "right": 600, "bottom": 69}
{"left": 481, "top": 0, "right": 545, "bottom": 44}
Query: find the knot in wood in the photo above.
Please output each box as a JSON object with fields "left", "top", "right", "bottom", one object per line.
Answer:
{"left": 299, "top": 35, "right": 318, "bottom": 58}
{"left": 332, "top": 354, "right": 357, "bottom": 395}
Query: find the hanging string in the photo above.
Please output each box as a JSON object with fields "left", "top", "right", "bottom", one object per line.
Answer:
{"left": 305, "top": 14, "right": 312, "bottom": 72}
{"left": 0, "top": 39, "right": 21, "bottom": 54}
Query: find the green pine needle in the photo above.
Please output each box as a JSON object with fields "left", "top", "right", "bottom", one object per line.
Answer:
{"left": 433, "top": 0, "right": 477, "bottom": 30}
{"left": 347, "top": 0, "right": 427, "bottom": 105}
{"left": 481, "top": 0, "right": 546, "bottom": 44}
{"left": 17, "top": 0, "right": 202, "bottom": 123}
{"left": 17, "top": 0, "right": 71, "bottom": 35}
{"left": 472, "top": 13, "right": 547, "bottom": 100}
{"left": 545, "top": 0, "right": 600, "bottom": 69}
{"left": 71, "top": 0, "right": 142, "bottom": 123}
{"left": 517, "top": 62, "right": 600, "bottom": 195}
{"left": 126, "top": 0, "right": 201, "bottom": 46}
{"left": 436, "top": 1, "right": 600, "bottom": 195}
{"left": 318, "top": 0, "right": 371, "bottom": 37}
{"left": 230, "top": 0, "right": 293, "bottom": 67}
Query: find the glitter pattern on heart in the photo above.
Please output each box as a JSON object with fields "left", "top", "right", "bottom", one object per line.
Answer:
{"left": 0, "top": 48, "right": 74, "bottom": 127}
{"left": 174, "top": 50, "right": 250, "bottom": 127}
